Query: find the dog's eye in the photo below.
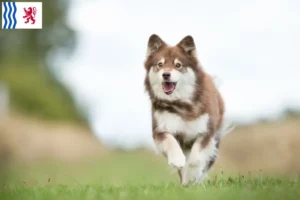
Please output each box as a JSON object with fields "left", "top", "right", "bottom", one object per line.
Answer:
{"left": 175, "top": 63, "right": 182, "bottom": 69}
{"left": 158, "top": 62, "right": 163, "bottom": 68}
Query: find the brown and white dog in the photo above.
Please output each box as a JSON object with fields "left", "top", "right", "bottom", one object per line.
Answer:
{"left": 144, "top": 34, "right": 233, "bottom": 186}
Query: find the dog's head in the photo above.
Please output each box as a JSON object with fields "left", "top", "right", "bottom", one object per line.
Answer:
{"left": 144, "top": 34, "right": 203, "bottom": 101}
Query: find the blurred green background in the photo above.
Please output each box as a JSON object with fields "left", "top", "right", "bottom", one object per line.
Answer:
{"left": 0, "top": 0, "right": 87, "bottom": 126}
{"left": 0, "top": 0, "right": 97, "bottom": 187}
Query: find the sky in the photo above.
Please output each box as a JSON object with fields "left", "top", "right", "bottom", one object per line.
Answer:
{"left": 58, "top": 0, "right": 300, "bottom": 149}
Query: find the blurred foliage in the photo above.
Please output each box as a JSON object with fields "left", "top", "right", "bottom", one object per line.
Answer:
{"left": 281, "top": 107, "right": 300, "bottom": 119}
{"left": 253, "top": 107, "right": 300, "bottom": 125}
{"left": 0, "top": 0, "right": 88, "bottom": 126}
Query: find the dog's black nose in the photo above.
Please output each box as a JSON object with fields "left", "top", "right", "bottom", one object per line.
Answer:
{"left": 162, "top": 72, "right": 171, "bottom": 80}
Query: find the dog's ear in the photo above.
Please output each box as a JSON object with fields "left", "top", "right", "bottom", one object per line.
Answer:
{"left": 146, "top": 34, "right": 166, "bottom": 57}
{"left": 177, "top": 35, "right": 196, "bottom": 57}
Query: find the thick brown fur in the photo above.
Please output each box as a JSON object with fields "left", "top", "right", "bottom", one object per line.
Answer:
{"left": 144, "top": 34, "right": 225, "bottom": 185}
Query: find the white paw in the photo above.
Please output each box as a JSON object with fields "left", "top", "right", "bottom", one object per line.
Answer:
{"left": 168, "top": 151, "right": 186, "bottom": 170}
{"left": 184, "top": 167, "right": 207, "bottom": 185}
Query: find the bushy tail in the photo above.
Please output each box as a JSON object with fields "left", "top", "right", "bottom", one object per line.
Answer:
{"left": 217, "top": 121, "right": 236, "bottom": 138}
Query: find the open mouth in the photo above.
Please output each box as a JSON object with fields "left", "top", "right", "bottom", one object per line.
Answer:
{"left": 162, "top": 82, "right": 177, "bottom": 95}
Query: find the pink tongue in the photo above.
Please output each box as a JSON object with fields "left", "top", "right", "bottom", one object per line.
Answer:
{"left": 163, "top": 82, "right": 175, "bottom": 93}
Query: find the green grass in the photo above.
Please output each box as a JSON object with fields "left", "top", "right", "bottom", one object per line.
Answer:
{"left": 1, "top": 151, "right": 300, "bottom": 200}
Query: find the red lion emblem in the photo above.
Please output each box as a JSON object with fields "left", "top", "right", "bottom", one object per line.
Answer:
{"left": 23, "top": 7, "right": 37, "bottom": 24}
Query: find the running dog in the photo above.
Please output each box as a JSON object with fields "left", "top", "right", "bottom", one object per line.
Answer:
{"left": 143, "top": 34, "right": 233, "bottom": 186}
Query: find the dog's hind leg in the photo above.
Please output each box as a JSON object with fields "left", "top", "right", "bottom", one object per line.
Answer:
{"left": 182, "top": 135, "right": 218, "bottom": 185}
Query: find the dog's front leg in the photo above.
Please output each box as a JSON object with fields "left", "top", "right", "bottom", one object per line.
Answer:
{"left": 153, "top": 132, "right": 186, "bottom": 171}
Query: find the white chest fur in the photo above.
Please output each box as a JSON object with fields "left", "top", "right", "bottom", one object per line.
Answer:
{"left": 154, "top": 111, "right": 209, "bottom": 142}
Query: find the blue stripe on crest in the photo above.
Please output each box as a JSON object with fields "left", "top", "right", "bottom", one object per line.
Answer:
{"left": 3, "top": 2, "right": 8, "bottom": 29}
{"left": 7, "top": 2, "right": 12, "bottom": 29}
{"left": 12, "top": 2, "right": 17, "bottom": 29}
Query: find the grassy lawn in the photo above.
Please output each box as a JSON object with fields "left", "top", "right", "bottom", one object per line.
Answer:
{"left": 1, "top": 151, "right": 300, "bottom": 200}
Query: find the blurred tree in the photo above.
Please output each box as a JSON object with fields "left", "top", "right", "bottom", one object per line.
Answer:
{"left": 0, "top": 0, "right": 89, "bottom": 126}
{"left": 281, "top": 107, "right": 300, "bottom": 119}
